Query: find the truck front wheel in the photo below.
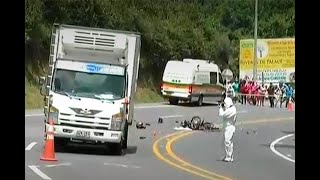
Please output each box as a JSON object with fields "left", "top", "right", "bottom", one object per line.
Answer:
{"left": 54, "top": 137, "right": 68, "bottom": 151}
{"left": 108, "top": 142, "right": 123, "bottom": 155}
{"left": 122, "top": 121, "right": 129, "bottom": 149}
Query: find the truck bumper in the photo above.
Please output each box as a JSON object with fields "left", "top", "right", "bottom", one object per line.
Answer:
{"left": 46, "top": 123, "right": 122, "bottom": 143}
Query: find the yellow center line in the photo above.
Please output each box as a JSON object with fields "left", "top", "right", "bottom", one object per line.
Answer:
{"left": 153, "top": 116, "right": 294, "bottom": 180}
{"left": 153, "top": 131, "right": 224, "bottom": 180}
{"left": 166, "top": 132, "right": 233, "bottom": 180}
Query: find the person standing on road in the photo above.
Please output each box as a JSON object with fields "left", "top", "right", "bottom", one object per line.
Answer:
{"left": 233, "top": 81, "right": 240, "bottom": 103}
{"left": 219, "top": 97, "right": 237, "bottom": 162}
{"left": 284, "top": 84, "right": 293, "bottom": 108}
{"left": 267, "top": 83, "right": 275, "bottom": 108}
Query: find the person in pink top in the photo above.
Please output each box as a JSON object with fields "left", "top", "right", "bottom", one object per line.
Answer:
{"left": 248, "top": 81, "right": 256, "bottom": 105}
{"left": 246, "top": 81, "right": 252, "bottom": 105}
{"left": 258, "top": 84, "right": 266, "bottom": 106}
{"left": 251, "top": 81, "right": 259, "bottom": 105}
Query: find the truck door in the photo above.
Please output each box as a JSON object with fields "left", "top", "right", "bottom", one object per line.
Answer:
{"left": 124, "top": 67, "right": 129, "bottom": 115}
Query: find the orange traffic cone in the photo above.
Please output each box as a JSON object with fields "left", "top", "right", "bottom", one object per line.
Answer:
{"left": 40, "top": 119, "right": 57, "bottom": 161}
{"left": 287, "top": 98, "right": 294, "bottom": 112}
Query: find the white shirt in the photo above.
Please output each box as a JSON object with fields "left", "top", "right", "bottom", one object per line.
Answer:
{"left": 219, "top": 106, "right": 237, "bottom": 129}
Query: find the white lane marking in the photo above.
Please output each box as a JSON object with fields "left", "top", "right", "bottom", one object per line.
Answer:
{"left": 25, "top": 114, "right": 43, "bottom": 117}
{"left": 104, "top": 163, "right": 141, "bottom": 169}
{"left": 287, "top": 154, "right": 292, "bottom": 157}
{"left": 160, "top": 115, "right": 183, "bottom": 118}
{"left": 28, "top": 165, "right": 52, "bottom": 180}
{"left": 25, "top": 142, "right": 37, "bottom": 150}
{"left": 45, "top": 163, "right": 71, "bottom": 167}
{"left": 24, "top": 105, "right": 170, "bottom": 117}
{"left": 23, "top": 106, "right": 253, "bottom": 117}
{"left": 135, "top": 105, "right": 171, "bottom": 109}
{"left": 270, "top": 134, "right": 295, "bottom": 163}
{"left": 238, "top": 110, "right": 247, "bottom": 114}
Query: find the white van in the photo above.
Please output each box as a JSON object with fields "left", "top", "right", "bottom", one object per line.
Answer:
{"left": 160, "top": 59, "right": 225, "bottom": 106}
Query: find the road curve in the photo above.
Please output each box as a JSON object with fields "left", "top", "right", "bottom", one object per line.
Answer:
{"left": 26, "top": 102, "right": 294, "bottom": 180}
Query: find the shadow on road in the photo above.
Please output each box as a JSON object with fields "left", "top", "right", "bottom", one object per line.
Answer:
{"left": 56, "top": 143, "right": 138, "bottom": 156}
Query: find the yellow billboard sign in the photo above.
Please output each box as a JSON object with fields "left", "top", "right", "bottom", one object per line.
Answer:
{"left": 239, "top": 38, "right": 295, "bottom": 83}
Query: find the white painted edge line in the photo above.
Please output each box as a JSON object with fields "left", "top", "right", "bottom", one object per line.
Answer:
{"left": 104, "top": 163, "right": 141, "bottom": 169}
{"left": 25, "top": 142, "right": 37, "bottom": 150}
{"left": 25, "top": 114, "right": 43, "bottom": 117}
{"left": 45, "top": 163, "right": 71, "bottom": 167}
{"left": 135, "top": 105, "right": 171, "bottom": 109}
{"left": 28, "top": 165, "right": 52, "bottom": 180}
{"left": 24, "top": 106, "right": 245, "bottom": 117}
{"left": 237, "top": 110, "right": 247, "bottom": 114}
{"left": 161, "top": 115, "right": 184, "bottom": 118}
{"left": 25, "top": 105, "right": 170, "bottom": 117}
{"left": 270, "top": 134, "right": 295, "bottom": 163}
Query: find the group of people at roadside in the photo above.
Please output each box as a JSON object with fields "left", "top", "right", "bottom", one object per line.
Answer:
{"left": 225, "top": 79, "right": 294, "bottom": 108}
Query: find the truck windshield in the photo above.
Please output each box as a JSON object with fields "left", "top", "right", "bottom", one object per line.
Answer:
{"left": 53, "top": 69, "right": 125, "bottom": 100}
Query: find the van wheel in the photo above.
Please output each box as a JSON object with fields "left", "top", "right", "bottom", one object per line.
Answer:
{"left": 169, "top": 98, "right": 178, "bottom": 105}
{"left": 197, "top": 95, "right": 203, "bottom": 106}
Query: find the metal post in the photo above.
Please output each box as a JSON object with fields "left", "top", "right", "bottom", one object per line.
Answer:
{"left": 253, "top": 0, "right": 258, "bottom": 81}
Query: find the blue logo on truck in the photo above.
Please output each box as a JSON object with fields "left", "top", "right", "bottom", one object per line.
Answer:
{"left": 86, "top": 64, "right": 103, "bottom": 73}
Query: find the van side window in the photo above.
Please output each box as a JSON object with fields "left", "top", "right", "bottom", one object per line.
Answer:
{"left": 218, "top": 73, "right": 223, "bottom": 84}
{"left": 210, "top": 72, "right": 217, "bottom": 84}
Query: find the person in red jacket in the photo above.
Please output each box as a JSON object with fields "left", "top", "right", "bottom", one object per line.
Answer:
{"left": 240, "top": 80, "right": 247, "bottom": 105}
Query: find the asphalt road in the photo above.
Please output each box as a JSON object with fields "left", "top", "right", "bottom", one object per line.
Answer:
{"left": 25, "top": 102, "right": 295, "bottom": 180}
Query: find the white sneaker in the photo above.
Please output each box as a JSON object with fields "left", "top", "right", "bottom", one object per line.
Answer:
{"left": 223, "top": 157, "right": 233, "bottom": 162}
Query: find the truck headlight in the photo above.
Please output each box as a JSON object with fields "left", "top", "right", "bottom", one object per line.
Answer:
{"left": 111, "top": 112, "right": 123, "bottom": 131}
{"left": 48, "top": 105, "right": 59, "bottom": 124}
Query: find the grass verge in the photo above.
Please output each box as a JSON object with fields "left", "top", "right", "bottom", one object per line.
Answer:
{"left": 134, "top": 87, "right": 164, "bottom": 103}
{"left": 25, "top": 81, "right": 43, "bottom": 109}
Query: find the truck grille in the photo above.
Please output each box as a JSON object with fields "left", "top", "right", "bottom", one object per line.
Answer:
{"left": 69, "top": 108, "right": 102, "bottom": 116}
{"left": 58, "top": 111, "right": 111, "bottom": 130}
{"left": 60, "top": 123, "right": 109, "bottom": 130}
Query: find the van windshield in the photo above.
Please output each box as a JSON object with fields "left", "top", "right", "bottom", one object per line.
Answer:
{"left": 53, "top": 69, "right": 125, "bottom": 100}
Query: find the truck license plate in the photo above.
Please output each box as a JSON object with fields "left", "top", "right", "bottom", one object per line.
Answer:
{"left": 76, "top": 131, "right": 90, "bottom": 138}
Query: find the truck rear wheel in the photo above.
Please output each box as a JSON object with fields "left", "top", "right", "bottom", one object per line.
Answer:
{"left": 169, "top": 98, "right": 178, "bottom": 105}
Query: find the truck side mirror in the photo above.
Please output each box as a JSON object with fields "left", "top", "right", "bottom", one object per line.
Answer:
{"left": 39, "top": 76, "right": 45, "bottom": 86}
{"left": 40, "top": 85, "right": 49, "bottom": 96}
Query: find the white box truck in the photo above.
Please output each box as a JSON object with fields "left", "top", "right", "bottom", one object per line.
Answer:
{"left": 39, "top": 24, "right": 141, "bottom": 155}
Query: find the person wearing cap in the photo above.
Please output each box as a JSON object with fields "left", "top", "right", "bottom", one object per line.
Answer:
{"left": 218, "top": 97, "right": 237, "bottom": 162}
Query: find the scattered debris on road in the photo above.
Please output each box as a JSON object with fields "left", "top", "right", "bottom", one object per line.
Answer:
{"left": 136, "top": 122, "right": 146, "bottom": 129}
{"left": 158, "top": 117, "right": 163, "bottom": 123}
{"left": 245, "top": 129, "right": 257, "bottom": 134}
{"left": 174, "top": 116, "right": 220, "bottom": 132}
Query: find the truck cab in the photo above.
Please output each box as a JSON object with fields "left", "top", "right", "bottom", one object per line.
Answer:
{"left": 39, "top": 24, "right": 141, "bottom": 155}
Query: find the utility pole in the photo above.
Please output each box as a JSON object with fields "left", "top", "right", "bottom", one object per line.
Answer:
{"left": 253, "top": 0, "right": 258, "bottom": 81}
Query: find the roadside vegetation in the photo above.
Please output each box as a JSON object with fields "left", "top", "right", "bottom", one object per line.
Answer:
{"left": 25, "top": 0, "right": 294, "bottom": 109}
